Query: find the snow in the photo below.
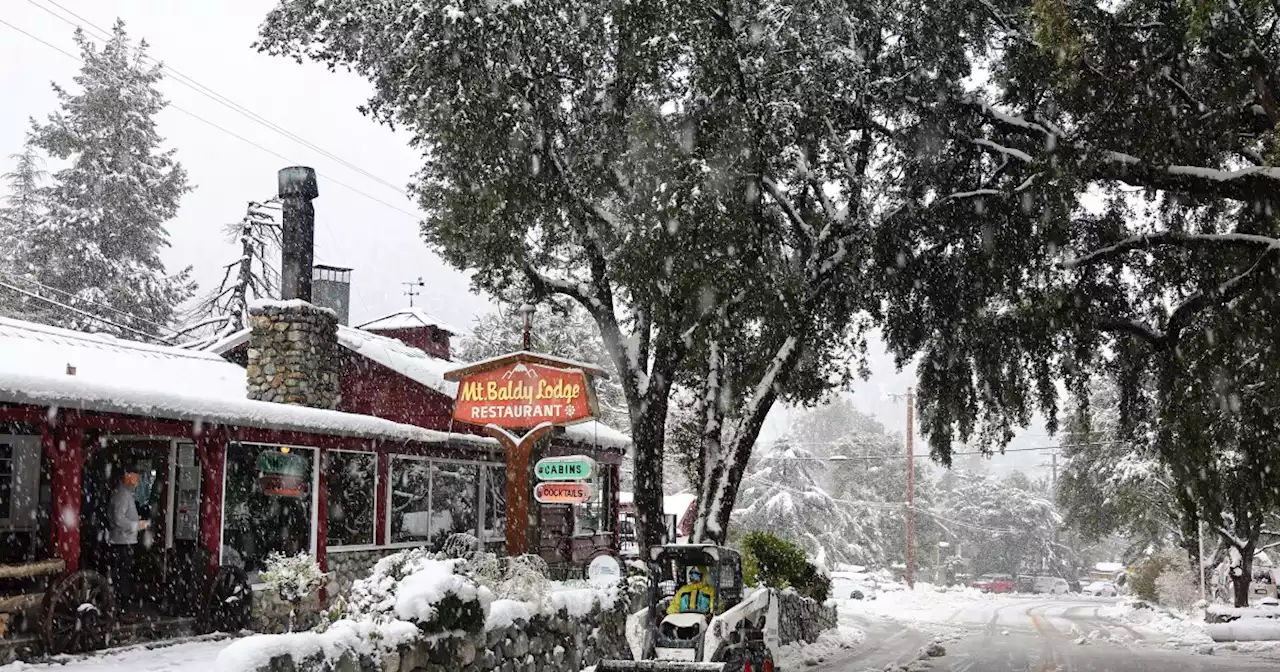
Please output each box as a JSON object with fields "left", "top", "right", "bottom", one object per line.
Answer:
{"left": 447, "top": 349, "right": 609, "bottom": 378}
{"left": 1206, "top": 620, "right": 1280, "bottom": 642}
{"left": 249, "top": 298, "right": 337, "bottom": 318}
{"left": 775, "top": 625, "right": 865, "bottom": 669}
{"left": 485, "top": 598, "right": 535, "bottom": 629}
{"left": 0, "top": 316, "right": 481, "bottom": 445}
{"left": 357, "top": 308, "right": 459, "bottom": 335}
{"left": 394, "top": 559, "right": 495, "bottom": 622}
{"left": 0, "top": 637, "right": 233, "bottom": 672}
{"left": 337, "top": 326, "right": 457, "bottom": 397}
{"left": 664, "top": 493, "right": 697, "bottom": 518}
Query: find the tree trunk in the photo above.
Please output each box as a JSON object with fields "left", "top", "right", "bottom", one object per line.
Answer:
{"left": 630, "top": 390, "right": 674, "bottom": 551}
{"left": 1233, "top": 544, "right": 1256, "bottom": 608}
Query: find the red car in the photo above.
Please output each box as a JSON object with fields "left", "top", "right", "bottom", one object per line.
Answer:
{"left": 970, "top": 574, "right": 1017, "bottom": 593}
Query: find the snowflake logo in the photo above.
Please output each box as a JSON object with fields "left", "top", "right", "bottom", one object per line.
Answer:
{"left": 566, "top": 404, "right": 577, "bottom": 416}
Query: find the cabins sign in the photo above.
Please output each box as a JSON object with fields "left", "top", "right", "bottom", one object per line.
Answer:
{"left": 451, "top": 361, "right": 597, "bottom": 429}
{"left": 535, "top": 455, "right": 596, "bottom": 482}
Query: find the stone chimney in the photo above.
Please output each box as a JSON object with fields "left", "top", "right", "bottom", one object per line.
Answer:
{"left": 246, "top": 301, "right": 341, "bottom": 409}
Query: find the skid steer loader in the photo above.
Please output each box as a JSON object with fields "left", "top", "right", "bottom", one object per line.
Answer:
{"left": 599, "top": 544, "right": 780, "bottom": 672}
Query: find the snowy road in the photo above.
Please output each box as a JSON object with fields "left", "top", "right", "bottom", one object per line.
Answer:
{"left": 0, "top": 637, "right": 231, "bottom": 672}
{"left": 831, "top": 592, "right": 1280, "bottom": 671}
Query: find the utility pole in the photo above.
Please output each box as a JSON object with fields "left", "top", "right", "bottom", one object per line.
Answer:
{"left": 906, "top": 386, "right": 916, "bottom": 588}
{"left": 278, "top": 166, "right": 318, "bottom": 302}
{"left": 888, "top": 387, "right": 917, "bottom": 588}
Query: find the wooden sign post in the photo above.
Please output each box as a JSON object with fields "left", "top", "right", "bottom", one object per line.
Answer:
{"left": 444, "top": 352, "right": 607, "bottom": 556}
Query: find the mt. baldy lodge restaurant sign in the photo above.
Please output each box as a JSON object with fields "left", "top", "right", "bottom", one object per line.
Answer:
{"left": 453, "top": 362, "right": 598, "bottom": 428}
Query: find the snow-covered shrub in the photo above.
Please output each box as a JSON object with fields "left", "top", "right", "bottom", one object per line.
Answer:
{"left": 259, "top": 552, "right": 326, "bottom": 604}
{"left": 498, "top": 554, "right": 552, "bottom": 607}
{"left": 439, "top": 532, "right": 481, "bottom": 560}
{"left": 334, "top": 548, "right": 493, "bottom": 635}
{"left": 1156, "top": 565, "right": 1201, "bottom": 611}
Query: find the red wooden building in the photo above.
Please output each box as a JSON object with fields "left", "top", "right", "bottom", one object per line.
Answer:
{"left": 0, "top": 305, "right": 628, "bottom": 640}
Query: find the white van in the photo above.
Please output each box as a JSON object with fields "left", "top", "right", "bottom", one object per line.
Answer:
{"left": 1033, "top": 576, "right": 1071, "bottom": 595}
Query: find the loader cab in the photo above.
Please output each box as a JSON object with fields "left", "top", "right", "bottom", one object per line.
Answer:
{"left": 649, "top": 544, "right": 744, "bottom": 616}
{"left": 642, "top": 544, "right": 745, "bottom": 662}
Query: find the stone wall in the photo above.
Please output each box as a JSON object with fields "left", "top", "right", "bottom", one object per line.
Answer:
{"left": 252, "top": 589, "right": 324, "bottom": 634}
{"left": 778, "top": 590, "right": 838, "bottom": 645}
{"left": 247, "top": 301, "right": 340, "bottom": 408}
{"left": 328, "top": 549, "right": 403, "bottom": 598}
{"left": 250, "top": 601, "right": 631, "bottom": 672}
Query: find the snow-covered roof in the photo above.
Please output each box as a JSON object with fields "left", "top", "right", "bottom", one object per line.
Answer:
{"left": 0, "top": 317, "right": 486, "bottom": 446}
{"left": 204, "top": 324, "right": 631, "bottom": 450}
{"left": 664, "top": 493, "right": 698, "bottom": 518}
{"left": 443, "top": 350, "right": 610, "bottom": 380}
{"left": 357, "top": 309, "right": 458, "bottom": 335}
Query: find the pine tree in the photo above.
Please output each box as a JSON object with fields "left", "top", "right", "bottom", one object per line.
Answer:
{"left": 0, "top": 138, "right": 46, "bottom": 316}
{"left": 18, "top": 21, "right": 194, "bottom": 338}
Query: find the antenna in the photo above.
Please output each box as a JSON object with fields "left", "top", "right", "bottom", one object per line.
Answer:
{"left": 402, "top": 277, "right": 425, "bottom": 307}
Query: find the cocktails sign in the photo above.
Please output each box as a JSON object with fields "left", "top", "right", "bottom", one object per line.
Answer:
{"left": 534, "top": 481, "right": 596, "bottom": 505}
{"left": 452, "top": 362, "right": 596, "bottom": 428}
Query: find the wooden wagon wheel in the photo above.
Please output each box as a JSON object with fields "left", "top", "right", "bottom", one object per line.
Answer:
{"left": 195, "top": 565, "right": 252, "bottom": 634}
{"left": 41, "top": 569, "right": 115, "bottom": 654}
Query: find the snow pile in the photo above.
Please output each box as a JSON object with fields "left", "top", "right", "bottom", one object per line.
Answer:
{"left": 393, "top": 558, "right": 494, "bottom": 623}
{"left": 775, "top": 625, "right": 865, "bottom": 668}
{"left": 1100, "top": 599, "right": 1211, "bottom": 646}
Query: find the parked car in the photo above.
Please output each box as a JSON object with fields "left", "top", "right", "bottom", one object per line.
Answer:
{"left": 971, "top": 574, "right": 1017, "bottom": 593}
{"left": 1082, "top": 580, "right": 1119, "bottom": 597}
{"left": 1032, "top": 576, "right": 1071, "bottom": 595}
{"left": 830, "top": 571, "right": 877, "bottom": 600}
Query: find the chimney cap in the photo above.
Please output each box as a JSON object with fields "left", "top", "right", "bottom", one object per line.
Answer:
{"left": 278, "top": 166, "right": 319, "bottom": 200}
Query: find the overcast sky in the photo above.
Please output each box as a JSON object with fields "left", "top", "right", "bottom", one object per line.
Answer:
{"left": 0, "top": 1, "right": 1054, "bottom": 471}
{"left": 1, "top": 0, "right": 492, "bottom": 331}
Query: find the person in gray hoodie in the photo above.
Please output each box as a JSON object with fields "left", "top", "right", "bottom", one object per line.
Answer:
{"left": 108, "top": 465, "right": 149, "bottom": 620}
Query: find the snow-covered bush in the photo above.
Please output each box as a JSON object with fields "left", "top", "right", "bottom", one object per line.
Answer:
{"left": 1131, "top": 555, "right": 1175, "bottom": 603}
{"left": 260, "top": 552, "right": 326, "bottom": 604}
{"left": 741, "top": 532, "right": 831, "bottom": 602}
{"left": 1156, "top": 565, "right": 1201, "bottom": 611}
{"left": 497, "top": 554, "right": 552, "bottom": 607}
{"left": 331, "top": 548, "right": 493, "bottom": 635}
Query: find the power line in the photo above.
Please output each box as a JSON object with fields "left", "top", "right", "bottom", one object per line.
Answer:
{"left": 763, "top": 440, "right": 1124, "bottom": 461}
{"left": 28, "top": 0, "right": 411, "bottom": 198}
{"left": 0, "top": 15, "right": 422, "bottom": 223}
{"left": 0, "top": 270, "right": 184, "bottom": 338}
{"left": 0, "top": 280, "right": 172, "bottom": 343}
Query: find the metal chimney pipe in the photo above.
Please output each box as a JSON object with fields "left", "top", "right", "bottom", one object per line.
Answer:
{"left": 278, "top": 166, "right": 319, "bottom": 302}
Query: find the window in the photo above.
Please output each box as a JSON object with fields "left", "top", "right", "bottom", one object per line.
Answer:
{"left": 389, "top": 457, "right": 481, "bottom": 547}
{"left": 573, "top": 464, "right": 613, "bottom": 537}
{"left": 327, "top": 451, "right": 376, "bottom": 547}
{"left": 482, "top": 464, "right": 506, "bottom": 541}
{"left": 222, "top": 443, "right": 314, "bottom": 576}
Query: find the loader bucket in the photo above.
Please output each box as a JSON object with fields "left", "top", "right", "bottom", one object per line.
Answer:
{"left": 596, "top": 661, "right": 729, "bottom": 672}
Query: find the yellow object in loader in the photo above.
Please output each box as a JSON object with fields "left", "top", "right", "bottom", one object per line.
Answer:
{"left": 598, "top": 544, "right": 780, "bottom": 672}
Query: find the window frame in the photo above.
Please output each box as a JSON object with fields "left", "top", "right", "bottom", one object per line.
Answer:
{"left": 325, "top": 448, "right": 380, "bottom": 551}
{"left": 384, "top": 454, "right": 493, "bottom": 549}
{"left": 571, "top": 463, "right": 613, "bottom": 538}
{"left": 219, "top": 441, "right": 318, "bottom": 576}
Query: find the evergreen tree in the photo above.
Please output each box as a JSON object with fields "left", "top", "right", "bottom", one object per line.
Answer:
{"left": 18, "top": 21, "right": 194, "bottom": 337}
{"left": 0, "top": 139, "right": 46, "bottom": 316}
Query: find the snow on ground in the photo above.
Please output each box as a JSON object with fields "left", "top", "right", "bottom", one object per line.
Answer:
{"left": 1098, "top": 598, "right": 1280, "bottom": 659}
{"left": 776, "top": 624, "right": 865, "bottom": 669}
{"left": 0, "top": 638, "right": 232, "bottom": 672}
{"left": 837, "top": 582, "right": 999, "bottom": 628}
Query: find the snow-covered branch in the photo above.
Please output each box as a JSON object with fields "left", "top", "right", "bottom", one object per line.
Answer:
{"left": 1062, "top": 232, "right": 1280, "bottom": 270}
